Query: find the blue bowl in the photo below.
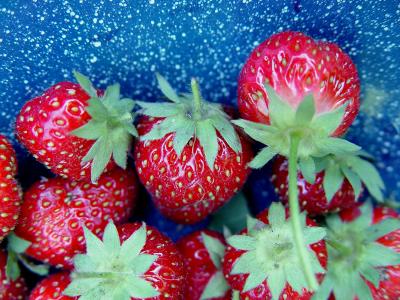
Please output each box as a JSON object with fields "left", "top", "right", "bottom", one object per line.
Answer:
{"left": 1, "top": 0, "right": 399, "bottom": 199}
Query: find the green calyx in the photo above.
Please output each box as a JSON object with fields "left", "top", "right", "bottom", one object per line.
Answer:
{"left": 227, "top": 203, "right": 326, "bottom": 300}
{"left": 313, "top": 202, "right": 400, "bottom": 300}
{"left": 233, "top": 84, "right": 360, "bottom": 169}
{"left": 137, "top": 73, "right": 242, "bottom": 170}
{"left": 200, "top": 233, "right": 230, "bottom": 300}
{"left": 6, "top": 233, "right": 49, "bottom": 281}
{"left": 306, "top": 151, "right": 385, "bottom": 203}
{"left": 71, "top": 71, "right": 138, "bottom": 183}
{"left": 64, "top": 222, "right": 159, "bottom": 300}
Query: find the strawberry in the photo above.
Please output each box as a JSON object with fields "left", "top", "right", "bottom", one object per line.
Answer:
{"left": 313, "top": 202, "right": 400, "bottom": 300}
{"left": 237, "top": 31, "right": 359, "bottom": 137}
{"left": 272, "top": 152, "right": 384, "bottom": 215}
{"left": 0, "top": 135, "right": 22, "bottom": 242}
{"left": 0, "top": 249, "right": 28, "bottom": 300}
{"left": 29, "top": 272, "right": 75, "bottom": 300}
{"left": 13, "top": 167, "right": 137, "bottom": 269}
{"left": 134, "top": 74, "right": 252, "bottom": 224}
{"left": 177, "top": 230, "right": 231, "bottom": 300}
{"left": 232, "top": 32, "right": 361, "bottom": 290}
{"left": 63, "top": 221, "right": 186, "bottom": 299}
{"left": 16, "top": 72, "right": 137, "bottom": 183}
{"left": 222, "top": 202, "right": 327, "bottom": 300}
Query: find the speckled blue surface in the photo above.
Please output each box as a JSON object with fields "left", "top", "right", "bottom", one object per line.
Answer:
{"left": 1, "top": 0, "right": 399, "bottom": 201}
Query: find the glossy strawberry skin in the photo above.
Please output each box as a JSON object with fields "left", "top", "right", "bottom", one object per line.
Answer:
{"left": 15, "top": 82, "right": 115, "bottom": 181}
{"left": 339, "top": 205, "right": 400, "bottom": 300}
{"left": 0, "top": 135, "right": 22, "bottom": 242}
{"left": 222, "top": 208, "right": 327, "bottom": 300}
{"left": 134, "top": 116, "right": 253, "bottom": 224}
{"left": 238, "top": 31, "right": 360, "bottom": 137}
{"left": 0, "top": 249, "right": 28, "bottom": 300}
{"left": 272, "top": 156, "right": 359, "bottom": 215}
{"left": 118, "top": 223, "right": 186, "bottom": 300}
{"left": 29, "top": 272, "right": 76, "bottom": 300}
{"left": 14, "top": 168, "right": 137, "bottom": 269}
{"left": 177, "top": 230, "right": 231, "bottom": 300}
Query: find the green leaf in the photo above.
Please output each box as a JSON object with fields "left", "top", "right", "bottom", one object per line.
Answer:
{"left": 209, "top": 192, "right": 250, "bottom": 234}
{"left": 268, "top": 202, "right": 286, "bottom": 228}
{"left": 227, "top": 235, "right": 256, "bottom": 251}
{"left": 267, "top": 269, "right": 286, "bottom": 300}
{"left": 211, "top": 116, "right": 242, "bottom": 153}
{"left": 7, "top": 233, "right": 31, "bottom": 254}
{"left": 248, "top": 147, "right": 277, "bottom": 169}
{"left": 311, "top": 275, "right": 334, "bottom": 300}
{"left": 232, "top": 119, "right": 273, "bottom": 145}
{"left": 18, "top": 255, "right": 49, "bottom": 276}
{"left": 231, "top": 251, "right": 255, "bottom": 274}
{"left": 89, "top": 137, "right": 113, "bottom": 183}
{"left": 111, "top": 133, "right": 131, "bottom": 169}
{"left": 131, "top": 254, "right": 157, "bottom": 275}
{"left": 304, "top": 227, "right": 326, "bottom": 244}
{"left": 364, "top": 243, "right": 400, "bottom": 267}
{"left": 299, "top": 156, "right": 316, "bottom": 184}
{"left": 243, "top": 271, "right": 267, "bottom": 292}
{"left": 73, "top": 71, "right": 98, "bottom": 98}
{"left": 125, "top": 276, "right": 160, "bottom": 298}
{"left": 284, "top": 265, "right": 307, "bottom": 293}
{"left": 353, "top": 275, "right": 374, "bottom": 300}
{"left": 71, "top": 120, "right": 107, "bottom": 140}
{"left": 141, "top": 115, "right": 185, "bottom": 141}
{"left": 85, "top": 98, "right": 109, "bottom": 120}
{"left": 323, "top": 163, "right": 344, "bottom": 202}
{"left": 136, "top": 101, "right": 182, "bottom": 117}
{"left": 246, "top": 215, "right": 265, "bottom": 233}
{"left": 6, "top": 251, "right": 20, "bottom": 280}
{"left": 295, "top": 94, "right": 316, "bottom": 125}
{"left": 201, "top": 233, "right": 226, "bottom": 268}
{"left": 120, "top": 223, "right": 147, "bottom": 262}
{"left": 102, "top": 222, "right": 121, "bottom": 254}
{"left": 200, "top": 271, "right": 230, "bottom": 300}
{"left": 156, "top": 73, "right": 181, "bottom": 103}
{"left": 312, "top": 104, "right": 346, "bottom": 135}
{"left": 366, "top": 218, "right": 400, "bottom": 242}
{"left": 359, "top": 265, "right": 380, "bottom": 287}
{"left": 196, "top": 119, "right": 218, "bottom": 169}
{"left": 348, "top": 156, "right": 384, "bottom": 201}
{"left": 341, "top": 166, "right": 362, "bottom": 200}
{"left": 264, "top": 84, "right": 295, "bottom": 128}
{"left": 103, "top": 83, "right": 121, "bottom": 106}
{"left": 83, "top": 226, "right": 107, "bottom": 261}
{"left": 319, "top": 137, "right": 361, "bottom": 155}
{"left": 173, "top": 121, "right": 195, "bottom": 157}
{"left": 73, "top": 254, "right": 97, "bottom": 273}
{"left": 64, "top": 278, "right": 102, "bottom": 296}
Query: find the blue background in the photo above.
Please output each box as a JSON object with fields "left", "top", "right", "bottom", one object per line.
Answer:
{"left": 1, "top": 0, "right": 399, "bottom": 201}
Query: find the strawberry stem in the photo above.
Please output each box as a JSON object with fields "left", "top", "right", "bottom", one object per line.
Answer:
{"left": 191, "top": 78, "right": 202, "bottom": 120}
{"left": 288, "top": 134, "right": 318, "bottom": 291}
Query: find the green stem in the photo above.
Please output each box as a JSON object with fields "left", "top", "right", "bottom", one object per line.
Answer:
{"left": 288, "top": 134, "right": 318, "bottom": 291}
{"left": 326, "top": 239, "right": 352, "bottom": 256}
{"left": 232, "top": 290, "right": 240, "bottom": 300}
{"left": 191, "top": 78, "right": 202, "bottom": 120}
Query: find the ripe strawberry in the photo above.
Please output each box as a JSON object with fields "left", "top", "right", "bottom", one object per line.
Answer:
{"left": 0, "top": 249, "right": 28, "bottom": 300}
{"left": 272, "top": 152, "right": 384, "bottom": 215}
{"left": 14, "top": 167, "right": 137, "bottom": 269}
{"left": 313, "top": 202, "right": 400, "bottom": 300}
{"left": 16, "top": 72, "right": 137, "bottom": 183}
{"left": 0, "top": 135, "right": 22, "bottom": 242}
{"left": 177, "top": 230, "right": 231, "bottom": 300}
{"left": 237, "top": 31, "right": 359, "bottom": 137}
{"left": 134, "top": 74, "right": 252, "bottom": 224}
{"left": 222, "top": 202, "right": 327, "bottom": 300}
{"left": 63, "top": 221, "right": 186, "bottom": 299}
{"left": 29, "top": 272, "right": 75, "bottom": 300}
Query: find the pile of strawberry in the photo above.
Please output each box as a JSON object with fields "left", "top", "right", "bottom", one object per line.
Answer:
{"left": 0, "top": 31, "right": 399, "bottom": 300}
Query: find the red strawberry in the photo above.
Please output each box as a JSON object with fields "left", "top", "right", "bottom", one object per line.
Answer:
{"left": 271, "top": 152, "right": 384, "bottom": 215}
{"left": 237, "top": 31, "right": 359, "bottom": 137}
{"left": 63, "top": 221, "right": 186, "bottom": 299}
{"left": 14, "top": 167, "right": 138, "bottom": 269}
{"left": 313, "top": 202, "right": 400, "bottom": 300}
{"left": 0, "top": 249, "right": 28, "bottom": 300}
{"left": 16, "top": 72, "right": 137, "bottom": 182}
{"left": 222, "top": 202, "right": 327, "bottom": 300}
{"left": 134, "top": 74, "right": 252, "bottom": 224}
{"left": 177, "top": 230, "right": 231, "bottom": 300}
{"left": 0, "top": 135, "right": 22, "bottom": 242}
{"left": 29, "top": 272, "right": 76, "bottom": 300}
